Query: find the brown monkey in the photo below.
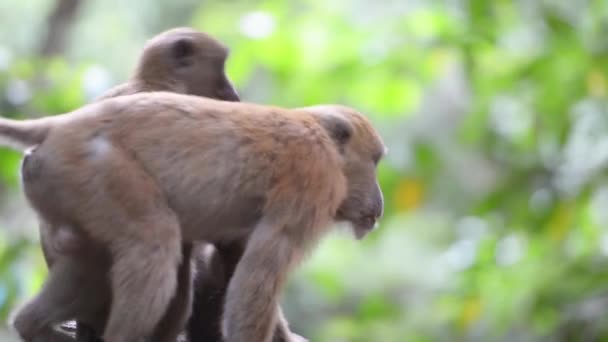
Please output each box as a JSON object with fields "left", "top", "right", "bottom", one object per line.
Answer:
{"left": 7, "top": 27, "right": 247, "bottom": 342}
{"left": 10, "top": 26, "right": 304, "bottom": 342}
{"left": 73, "top": 27, "right": 305, "bottom": 342}
{"left": 0, "top": 92, "right": 385, "bottom": 342}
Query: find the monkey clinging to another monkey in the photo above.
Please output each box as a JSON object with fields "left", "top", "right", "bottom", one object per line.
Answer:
{"left": 1, "top": 91, "right": 385, "bottom": 341}
{"left": 5, "top": 27, "right": 303, "bottom": 342}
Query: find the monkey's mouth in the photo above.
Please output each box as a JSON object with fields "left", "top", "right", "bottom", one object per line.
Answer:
{"left": 352, "top": 216, "right": 378, "bottom": 240}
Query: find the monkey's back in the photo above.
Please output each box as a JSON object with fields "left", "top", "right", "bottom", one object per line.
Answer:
{"left": 37, "top": 92, "right": 346, "bottom": 242}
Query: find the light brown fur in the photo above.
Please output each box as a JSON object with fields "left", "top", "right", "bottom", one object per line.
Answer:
{"left": 7, "top": 27, "right": 250, "bottom": 342}
{"left": 7, "top": 92, "right": 384, "bottom": 342}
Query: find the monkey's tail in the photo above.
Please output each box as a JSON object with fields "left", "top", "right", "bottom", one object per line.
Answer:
{"left": 0, "top": 116, "right": 55, "bottom": 152}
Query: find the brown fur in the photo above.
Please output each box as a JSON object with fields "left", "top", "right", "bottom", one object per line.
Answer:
{"left": 187, "top": 242, "right": 306, "bottom": 342}
{"left": 5, "top": 27, "right": 263, "bottom": 342}
{"left": 7, "top": 93, "right": 384, "bottom": 342}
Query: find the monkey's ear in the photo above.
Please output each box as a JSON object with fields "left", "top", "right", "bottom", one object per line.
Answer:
{"left": 171, "top": 38, "right": 196, "bottom": 67}
{"left": 311, "top": 109, "right": 353, "bottom": 147}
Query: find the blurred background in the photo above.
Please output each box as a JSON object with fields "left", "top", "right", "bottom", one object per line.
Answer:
{"left": 1, "top": 0, "right": 608, "bottom": 341}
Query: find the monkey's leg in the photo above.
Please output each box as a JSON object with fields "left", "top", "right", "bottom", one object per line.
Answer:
{"left": 150, "top": 243, "right": 195, "bottom": 342}
{"left": 11, "top": 259, "right": 90, "bottom": 342}
{"left": 39, "top": 221, "right": 102, "bottom": 342}
{"left": 47, "top": 148, "right": 182, "bottom": 342}
{"left": 41, "top": 221, "right": 102, "bottom": 342}
{"left": 51, "top": 224, "right": 185, "bottom": 342}
{"left": 100, "top": 211, "right": 180, "bottom": 342}
{"left": 222, "top": 220, "right": 308, "bottom": 342}
{"left": 186, "top": 242, "right": 241, "bottom": 341}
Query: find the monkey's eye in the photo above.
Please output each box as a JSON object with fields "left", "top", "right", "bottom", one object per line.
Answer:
{"left": 172, "top": 38, "right": 196, "bottom": 68}
{"left": 173, "top": 39, "right": 195, "bottom": 59}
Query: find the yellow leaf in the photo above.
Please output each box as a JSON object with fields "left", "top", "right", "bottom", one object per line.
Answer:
{"left": 460, "top": 296, "right": 482, "bottom": 328}
{"left": 394, "top": 178, "right": 424, "bottom": 211}
{"left": 587, "top": 69, "right": 606, "bottom": 97}
{"left": 546, "top": 202, "right": 574, "bottom": 242}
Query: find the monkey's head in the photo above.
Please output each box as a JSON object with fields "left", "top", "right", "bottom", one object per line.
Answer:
{"left": 135, "top": 27, "right": 240, "bottom": 102}
{"left": 306, "top": 105, "right": 386, "bottom": 239}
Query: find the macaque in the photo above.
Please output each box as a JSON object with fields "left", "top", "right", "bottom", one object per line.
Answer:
{"left": 3, "top": 26, "right": 269, "bottom": 342}
{"left": 0, "top": 92, "right": 385, "bottom": 342}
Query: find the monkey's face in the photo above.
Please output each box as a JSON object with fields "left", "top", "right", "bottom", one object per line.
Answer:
{"left": 337, "top": 147, "right": 385, "bottom": 239}
{"left": 169, "top": 37, "right": 240, "bottom": 102}
{"left": 306, "top": 105, "right": 385, "bottom": 239}
{"left": 141, "top": 28, "right": 240, "bottom": 102}
{"left": 185, "top": 63, "right": 239, "bottom": 102}
{"left": 174, "top": 54, "right": 240, "bottom": 102}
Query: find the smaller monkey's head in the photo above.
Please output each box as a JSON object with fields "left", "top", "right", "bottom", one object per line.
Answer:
{"left": 136, "top": 27, "right": 240, "bottom": 102}
{"left": 307, "top": 105, "right": 386, "bottom": 239}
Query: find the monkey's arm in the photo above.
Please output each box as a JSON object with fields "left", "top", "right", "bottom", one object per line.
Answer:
{"left": 272, "top": 307, "right": 308, "bottom": 342}
{"left": 222, "top": 218, "right": 308, "bottom": 342}
{"left": 187, "top": 240, "right": 307, "bottom": 342}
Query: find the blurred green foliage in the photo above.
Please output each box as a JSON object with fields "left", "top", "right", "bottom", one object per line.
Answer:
{"left": 2, "top": 0, "right": 608, "bottom": 341}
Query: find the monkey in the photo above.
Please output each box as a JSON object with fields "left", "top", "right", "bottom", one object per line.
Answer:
{"left": 3, "top": 26, "right": 257, "bottom": 342}
{"left": 8, "top": 26, "right": 306, "bottom": 342}
{"left": 96, "top": 29, "right": 240, "bottom": 102}
{"left": 81, "top": 26, "right": 244, "bottom": 342}
{"left": 75, "top": 27, "right": 306, "bottom": 342}
{"left": 0, "top": 92, "right": 385, "bottom": 341}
